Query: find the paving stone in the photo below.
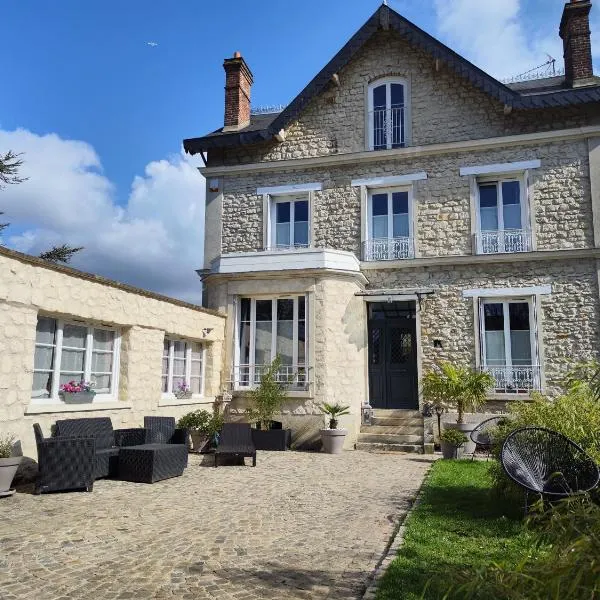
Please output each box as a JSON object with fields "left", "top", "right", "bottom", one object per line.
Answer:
{"left": 1, "top": 451, "right": 432, "bottom": 599}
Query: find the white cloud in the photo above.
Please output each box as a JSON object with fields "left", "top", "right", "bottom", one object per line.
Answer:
{"left": 0, "top": 128, "right": 205, "bottom": 302}
{"left": 433, "top": 0, "right": 578, "bottom": 80}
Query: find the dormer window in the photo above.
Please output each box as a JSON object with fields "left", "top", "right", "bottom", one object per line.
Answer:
{"left": 368, "top": 78, "right": 407, "bottom": 151}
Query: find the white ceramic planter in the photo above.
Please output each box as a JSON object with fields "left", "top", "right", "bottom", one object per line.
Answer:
{"left": 60, "top": 391, "right": 96, "bottom": 404}
{"left": 320, "top": 429, "right": 347, "bottom": 454}
{"left": 0, "top": 456, "right": 22, "bottom": 497}
{"left": 444, "top": 422, "right": 477, "bottom": 455}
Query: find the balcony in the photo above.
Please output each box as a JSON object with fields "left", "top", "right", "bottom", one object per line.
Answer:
{"left": 480, "top": 365, "right": 542, "bottom": 394}
{"left": 231, "top": 364, "right": 312, "bottom": 391}
{"left": 362, "top": 237, "right": 414, "bottom": 261}
{"left": 477, "top": 229, "right": 532, "bottom": 254}
{"left": 369, "top": 107, "right": 405, "bottom": 151}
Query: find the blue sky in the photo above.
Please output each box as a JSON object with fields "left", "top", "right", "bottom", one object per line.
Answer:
{"left": 0, "top": 0, "right": 597, "bottom": 300}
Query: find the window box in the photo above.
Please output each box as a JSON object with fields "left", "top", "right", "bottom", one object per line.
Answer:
{"left": 59, "top": 390, "right": 96, "bottom": 404}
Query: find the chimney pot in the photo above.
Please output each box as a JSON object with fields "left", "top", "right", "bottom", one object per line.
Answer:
{"left": 560, "top": 0, "right": 594, "bottom": 87}
{"left": 234, "top": 51, "right": 241, "bottom": 58}
{"left": 223, "top": 53, "right": 254, "bottom": 129}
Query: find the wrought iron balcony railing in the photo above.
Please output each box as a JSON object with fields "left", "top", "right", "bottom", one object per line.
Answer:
{"left": 362, "top": 237, "right": 414, "bottom": 261}
{"left": 480, "top": 365, "right": 542, "bottom": 394}
{"left": 477, "top": 229, "right": 532, "bottom": 254}
{"left": 230, "top": 364, "right": 312, "bottom": 390}
{"left": 369, "top": 107, "right": 405, "bottom": 150}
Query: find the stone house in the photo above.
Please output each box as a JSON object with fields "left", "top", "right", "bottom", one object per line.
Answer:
{"left": 0, "top": 246, "right": 225, "bottom": 458}
{"left": 184, "top": 1, "right": 600, "bottom": 451}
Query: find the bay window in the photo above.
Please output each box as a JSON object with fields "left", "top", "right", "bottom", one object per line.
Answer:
{"left": 364, "top": 188, "right": 413, "bottom": 260}
{"left": 236, "top": 296, "right": 307, "bottom": 388}
{"left": 162, "top": 338, "right": 205, "bottom": 396}
{"left": 479, "top": 298, "right": 540, "bottom": 393}
{"left": 32, "top": 316, "right": 120, "bottom": 403}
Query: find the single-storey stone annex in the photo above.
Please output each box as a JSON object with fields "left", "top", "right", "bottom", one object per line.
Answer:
{"left": 0, "top": 246, "right": 225, "bottom": 458}
{"left": 183, "top": 1, "right": 600, "bottom": 450}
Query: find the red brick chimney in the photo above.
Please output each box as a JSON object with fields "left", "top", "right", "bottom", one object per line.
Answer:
{"left": 223, "top": 51, "right": 253, "bottom": 130}
{"left": 560, "top": 0, "right": 594, "bottom": 87}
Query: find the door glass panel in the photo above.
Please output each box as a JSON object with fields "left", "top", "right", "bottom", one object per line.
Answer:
{"left": 254, "top": 300, "right": 272, "bottom": 366}
{"left": 390, "top": 83, "right": 404, "bottom": 108}
{"left": 373, "top": 84, "right": 386, "bottom": 109}
{"left": 509, "top": 302, "right": 531, "bottom": 365}
{"left": 392, "top": 192, "right": 409, "bottom": 237}
{"left": 390, "top": 328, "right": 412, "bottom": 364}
{"left": 479, "top": 184, "right": 499, "bottom": 231}
{"left": 276, "top": 202, "right": 291, "bottom": 246}
{"left": 239, "top": 298, "right": 251, "bottom": 366}
{"left": 484, "top": 303, "right": 506, "bottom": 366}
{"left": 293, "top": 200, "right": 309, "bottom": 246}
{"left": 370, "top": 327, "right": 382, "bottom": 364}
{"left": 276, "top": 299, "right": 294, "bottom": 365}
{"left": 502, "top": 181, "right": 522, "bottom": 229}
{"left": 390, "top": 84, "right": 404, "bottom": 148}
{"left": 371, "top": 193, "right": 388, "bottom": 238}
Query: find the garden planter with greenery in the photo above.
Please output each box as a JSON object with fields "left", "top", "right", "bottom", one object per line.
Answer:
{"left": 0, "top": 434, "right": 21, "bottom": 498}
{"left": 177, "top": 409, "right": 224, "bottom": 452}
{"left": 422, "top": 362, "right": 494, "bottom": 455}
{"left": 319, "top": 402, "right": 350, "bottom": 454}
{"left": 246, "top": 357, "right": 291, "bottom": 451}
{"left": 439, "top": 428, "right": 467, "bottom": 459}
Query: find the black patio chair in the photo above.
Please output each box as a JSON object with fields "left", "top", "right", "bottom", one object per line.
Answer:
{"left": 33, "top": 423, "right": 95, "bottom": 494}
{"left": 501, "top": 426, "right": 600, "bottom": 513}
{"left": 144, "top": 416, "right": 188, "bottom": 446}
{"left": 214, "top": 423, "right": 256, "bottom": 467}
{"left": 470, "top": 416, "right": 507, "bottom": 461}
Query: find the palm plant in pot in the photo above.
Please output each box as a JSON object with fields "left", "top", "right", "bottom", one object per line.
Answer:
{"left": 422, "top": 362, "right": 494, "bottom": 455}
{"left": 246, "top": 356, "right": 291, "bottom": 451}
{"left": 319, "top": 403, "right": 350, "bottom": 454}
{"left": 0, "top": 434, "right": 21, "bottom": 498}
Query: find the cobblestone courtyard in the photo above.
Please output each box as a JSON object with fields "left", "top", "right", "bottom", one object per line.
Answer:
{"left": 1, "top": 451, "right": 432, "bottom": 600}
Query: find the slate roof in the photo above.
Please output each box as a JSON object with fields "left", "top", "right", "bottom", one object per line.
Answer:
{"left": 184, "top": 4, "right": 600, "bottom": 155}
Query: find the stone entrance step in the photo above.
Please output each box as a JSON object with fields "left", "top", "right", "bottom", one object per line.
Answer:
{"left": 360, "top": 424, "right": 424, "bottom": 436}
{"left": 372, "top": 409, "right": 422, "bottom": 418}
{"left": 358, "top": 433, "right": 424, "bottom": 445}
{"left": 370, "top": 417, "right": 424, "bottom": 427}
{"left": 356, "top": 442, "right": 424, "bottom": 454}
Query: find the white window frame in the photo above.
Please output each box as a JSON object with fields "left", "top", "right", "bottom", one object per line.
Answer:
{"left": 367, "top": 77, "right": 409, "bottom": 151}
{"left": 162, "top": 337, "right": 206, "bottom": 398}
{"left": 269, "top": 194, "right": 310, "bottom": 250}
{"left": 31, "top": 317, "right": 121, "bottom": 405}
{"left": 367, "top": 186, "right": 413, "bottom": 241}
{"left": 233, "top": 295, "right": 307, "bottom": 389}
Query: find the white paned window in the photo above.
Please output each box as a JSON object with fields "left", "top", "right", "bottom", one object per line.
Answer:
{"left": 476, "top": 177, "right": 531, "bottom": 254}
{"left": 236, "top": 296, "right": 307, "bottom": 389}
{"left": 479, "top": 298, "right": 541, "bottom": 393}
{"left": 368, "top": 78, "right": 406, "bottom": 150}
{"left": 32, "top": 316, "right": 120, "bottom": 403}
{"left": 271, "top": 194, "right": 309, "bottom": 249}
{"left": 162, "top": 338, "right": 205, "bottom": 396}
{"left": 364, "top": 187, "right": 413, "bottom": 260}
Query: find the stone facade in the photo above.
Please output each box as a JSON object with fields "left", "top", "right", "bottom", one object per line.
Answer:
{"left": 0, "top": 248, "right": 226, "bottom": 458}
{"left": 199, "top": 13, "right": 600, "bottom": 449}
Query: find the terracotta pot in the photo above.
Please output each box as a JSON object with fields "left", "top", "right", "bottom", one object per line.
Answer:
{"left": 320, "top": 429, "right": 347, "bottom": 454}
{"left": 0, "top": 456, "right": 22, "bottom": 497}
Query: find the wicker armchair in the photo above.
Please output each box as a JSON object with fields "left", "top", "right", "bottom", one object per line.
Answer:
{"left": 470, "top": 416, "right": 507, "bottom": 460}
{"left": 214, "top": 423, "right": 256, "bottom": 467}
{"left": 33, "top": 423, "right": 95, "bottom": 494}
{"left": 143, "top": 416, "right": 188, "bottom": 446}
{"left": 501, "top": 426, "right": 600, "bottom": 512}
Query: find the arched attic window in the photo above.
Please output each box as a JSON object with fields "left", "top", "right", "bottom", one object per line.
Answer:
{"left": 367, "top": 78, "right": 407, "bottom": 151}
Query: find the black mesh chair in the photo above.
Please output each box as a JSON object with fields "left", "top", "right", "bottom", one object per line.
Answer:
{"left": 33, "top": 423, "right": 95, "bottom": 494}
{"left": 501, "top": 427, "right": 600, "bottom": 512}
{"left": 214, "top": 423, "right": 256, "bottom": 467}
{"left": 144, "top": 417, "right": 188, "bottom": 446}
{"left": 470, "top": 416, "right": 507, "bottom": 461}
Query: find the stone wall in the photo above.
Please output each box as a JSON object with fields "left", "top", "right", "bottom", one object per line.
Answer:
{"left": 220, "top": 139, "right": 593, "bottom": 257}
{"left": 211, "top": 30, "right": 597, "bottom": 167}
{"left": 0, "top": 249, "right": 226, "bottom": 458}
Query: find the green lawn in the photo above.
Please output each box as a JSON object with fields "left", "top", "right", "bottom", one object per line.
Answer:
{"left": 375, "top": 460, "right": 536, "bottom": 600}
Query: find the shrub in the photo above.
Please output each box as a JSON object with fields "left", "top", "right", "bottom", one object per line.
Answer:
{"left": 246, "top": 356, "right": 288, "bottom": 429}
{"left": 0, "top": 434, "right": 15, "bottom": 459}
{"left": 445, "top": 497, "right": 600, "bottom": 600}
{"left": 177, "top": 409, "right": 211, "bottom": 431}
{"left": 440, "top": 428, "right": 468, "bottom": 446}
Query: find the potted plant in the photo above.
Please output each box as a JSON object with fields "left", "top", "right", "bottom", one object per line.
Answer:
{"left": 319, "top": 403, "right": 350, "bottom": 454}
{"left": 59, "top": 380, "right": 96, "bottom": 404}
{"left": 422, "top": 362, "right": 494, "bottom": 454}
{"left": 178, "top": 410, "right": 224, "bottom": 452}
{"left": 175, "top": 383, "right": 193, "bottom": 400}
{"left": 439, "top": 428, "right": 467, "bottom": 459}
{"left": 246, "top": 356, "right": 291, "bottom": 451}
{"left": 0, "top": 434, "right": 21, "bottom": 498}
